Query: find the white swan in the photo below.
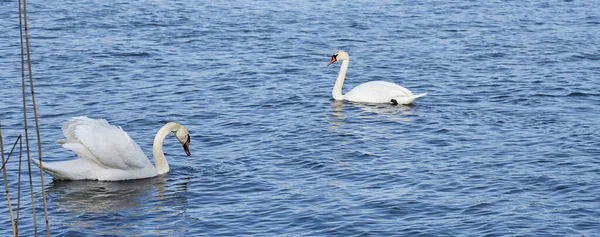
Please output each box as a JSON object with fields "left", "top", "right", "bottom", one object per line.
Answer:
{"left": 328, "top": 50, "right": 427, "bottom": 105}
{"left": 33, "top": 116, "right": 191, "bottom": 181}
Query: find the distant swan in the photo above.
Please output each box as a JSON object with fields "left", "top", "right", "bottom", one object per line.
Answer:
{"left": 328, "top": 50, "right": 426, "bottom": 105}
{"left": 33, "top": 116, "right": 191, "bottom": 181}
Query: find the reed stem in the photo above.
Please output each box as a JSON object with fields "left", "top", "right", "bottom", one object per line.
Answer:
{"left": 17, "top": 0, "right": 38, "bottom": 235}
{"left": 21, "top": 0, "right": 50, "bottom": 235}
{"left": 16, "top": 136, "right": 23, "bottom": 236}
{"left": 0, "top": 123, "right": 17, "bottom": 237}
{"left": 0, "top": 136, "right": 22, "bottom": 172}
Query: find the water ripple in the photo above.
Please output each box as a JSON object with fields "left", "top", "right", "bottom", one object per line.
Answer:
{"left": 1, "top": 0, "right": 600, "bottom": 236}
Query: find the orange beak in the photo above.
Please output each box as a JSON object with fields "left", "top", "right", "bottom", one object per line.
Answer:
{"left": 328, "top": 55, "right": 337, "bottom": 66}
{"left": 183, "top": 136, "right": 191, "bottom": 156}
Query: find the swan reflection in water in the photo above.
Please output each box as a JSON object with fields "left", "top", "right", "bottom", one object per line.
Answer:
{"left": 46, "top": 176, "right": 170, "bottom": 213}
{"left": 329, "top": 100, "right": 416, "bottom": 129}
{"left": 45, "top": 174, "right": 192, "bottom": 235}
{"left": 329, "top": 100, "right": 346, "bottom": 130}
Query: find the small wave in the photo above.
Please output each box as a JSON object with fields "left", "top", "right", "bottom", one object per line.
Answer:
{"left": 336, "top": 38, "right": 368, "bottom": 43}
{"left": 532, "top": 92, "right": 600, "bottom": 97}
{"left": 567, "top": 92, "right": 600, "bottom": 97}
{"left": 112, "top": 52, "right": 152, "bottom": 57}
{"left": 570, "top": 53, "right": 600, "bottom": 61}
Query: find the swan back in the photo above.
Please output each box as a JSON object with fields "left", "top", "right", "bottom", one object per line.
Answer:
{"left": 344, "top": 81, "right": 415, "bottom": 103}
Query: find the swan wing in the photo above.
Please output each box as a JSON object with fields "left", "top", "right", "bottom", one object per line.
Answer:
{"left": 344, "top": 81, "right": 417, "bottom": 103}
{"left": 62, "top": 117, "right": 151, "bottom": 170}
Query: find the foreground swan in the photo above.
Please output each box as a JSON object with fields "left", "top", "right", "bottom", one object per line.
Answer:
{"left": 328, "top": 50, "right": 426, "bottom": 105}
{"left": 33, "top": 116, "right": 191, "bottom": 181}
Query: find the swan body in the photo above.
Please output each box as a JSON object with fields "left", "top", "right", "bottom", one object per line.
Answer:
{"left": 328, "top": 50, "right": 426, "bottom": 105}
{"left": 33, "top": 116, "right": 191, "bottom": 181}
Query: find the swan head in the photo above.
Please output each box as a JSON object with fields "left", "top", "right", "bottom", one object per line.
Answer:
{"left": 172, "top": 124, "right": 191, "bottom": 156}
{"left": 328, "top": 50, "right": 349, "bottom": 66}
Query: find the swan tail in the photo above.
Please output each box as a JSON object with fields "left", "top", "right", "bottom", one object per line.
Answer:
{"left": 32, "top": 159, "right": 69, "bottom": 180}
{"left": 33, "top": 159, "right": 99, "bottom": 180}
{"left": 390, "top": 93, "right": 427, "bottom": 105}
{"left": 31, "top": 158, "right": 40, "bottom": 167}
{"left": 413, "top": 93, "right": 427, "bottom": 99}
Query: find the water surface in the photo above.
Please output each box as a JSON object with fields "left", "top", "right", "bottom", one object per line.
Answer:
{"left": 1, "top": 0, "right": 599, "bottom": 236}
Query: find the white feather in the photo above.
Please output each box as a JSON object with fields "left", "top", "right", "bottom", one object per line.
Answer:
{"left": 34, "top": 116, "right": 190, "bottom": 181}
{"left": 330, "top": 51, "right": 426, "bottom": 105}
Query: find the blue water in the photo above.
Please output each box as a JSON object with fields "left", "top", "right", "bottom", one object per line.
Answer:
{"left": 1, "top": 0, "right": 599, "bottom": 236}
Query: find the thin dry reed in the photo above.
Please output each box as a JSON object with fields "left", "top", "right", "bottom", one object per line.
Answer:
{"left": 0, "top": 0, "right": 53, "bottom": 236}
{"left": 16, "top": 135, "right": 23, "bottom": 236}
{"left": 17, "top": 0, "right": 37, "bottom": 234}
{"left": 1, "top": 123, "right": 18, "bottom": 236}
{"left": 19, "top": 0, "right": 52, "bottom": 232}
{"left": 1, "top": 134, "right": 24, "bottom": 237}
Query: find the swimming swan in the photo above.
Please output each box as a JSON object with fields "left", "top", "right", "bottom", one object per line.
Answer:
{"left": 33, "top": 116, "right": 191, "bottom": 181}
{"left": 328, "top": 50, "right": 426, "bottom": 105}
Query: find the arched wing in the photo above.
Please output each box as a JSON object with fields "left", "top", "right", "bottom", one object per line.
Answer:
{"left": 61, "top": 117, "right": 151, "bottom": 170}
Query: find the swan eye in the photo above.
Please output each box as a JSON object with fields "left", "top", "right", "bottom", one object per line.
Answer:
{"left": 333, "top": 54, "right": 338, "bottom": 59}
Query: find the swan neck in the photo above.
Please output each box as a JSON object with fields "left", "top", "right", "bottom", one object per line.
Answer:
{"left": 153, "top": 122, "right": 178, "bottom": 175}
{"left": 333, "top": 59, "right": 349, "bottom": 100}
